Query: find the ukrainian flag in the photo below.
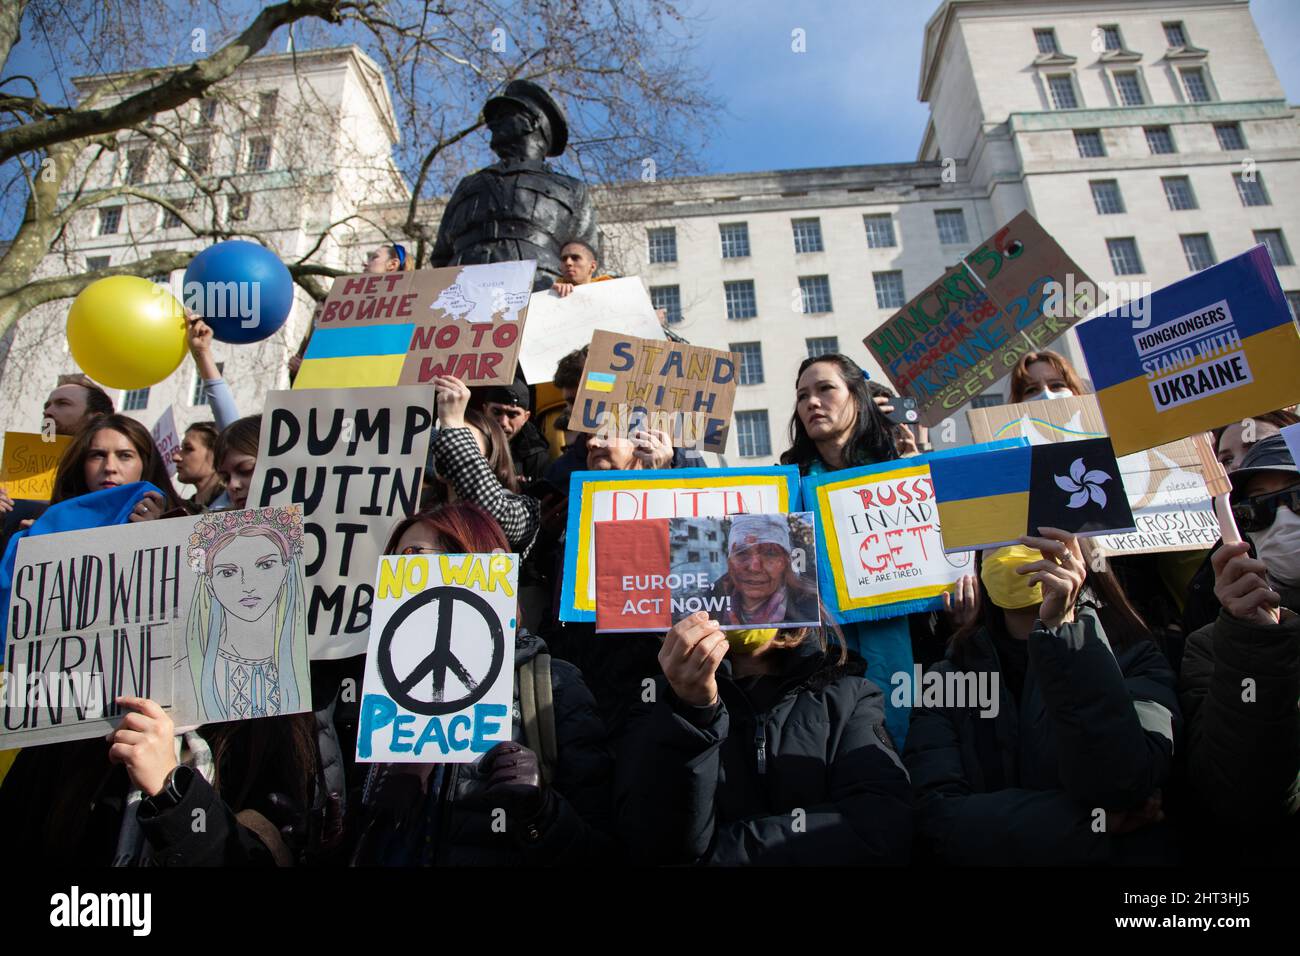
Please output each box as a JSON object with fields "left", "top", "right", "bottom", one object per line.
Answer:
{"left": 929, "top": 443, "right": 1032, "bottom": 553}
{"left": 294, "top": 324, "right": 414, "bottom": 389}
{"left": 585, "top": 371, "right": 617, "bottom": 393}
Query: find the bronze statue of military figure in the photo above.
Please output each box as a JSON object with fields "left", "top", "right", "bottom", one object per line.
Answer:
{"left": 429, "top": 80, "right": 598, "bottom": 291}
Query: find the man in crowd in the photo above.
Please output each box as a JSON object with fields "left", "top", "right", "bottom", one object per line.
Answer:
{"left": 478, "top": 379, "right": 551, "bottom": 485}
{"left": 550, "top": 240, "right": 611, "bottom": 297}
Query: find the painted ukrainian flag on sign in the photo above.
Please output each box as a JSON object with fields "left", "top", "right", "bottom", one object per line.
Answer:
{"left": 1075, "top": 246, "right": 1300, "bottom": 457}
{"left": 585, "top": 371, "right": 617, "bottom": 393}
{"left": 930, "top": 438, "right": 1135, "bottom": 552}
{"left": 294, "top": 324, "right": 415, "bottom": 389}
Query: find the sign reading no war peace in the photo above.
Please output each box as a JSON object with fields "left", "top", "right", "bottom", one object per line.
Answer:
{"left": 1076, "top": 246, "right": 1300, "bottom": 456}
{"left": 357, "top": 553, "right": 517, "bottom": 763}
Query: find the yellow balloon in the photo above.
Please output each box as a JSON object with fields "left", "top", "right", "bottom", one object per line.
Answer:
{"left": 67, "top": 276, "right": 188, "bottom": 390}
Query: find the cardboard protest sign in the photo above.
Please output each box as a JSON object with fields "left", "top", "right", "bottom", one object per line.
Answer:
{"left": 0, "top": 432, "right": 70, "bottom": 500}
{"left": 929, "top": 438, "right": 1136, "bottom": 552}
{"left": 864, "top": 211, "right": 1096, "bottom": 427}
{"left": 968, "top": 395, "right": 1219, "bottom": 555}
{"left": 561, "top": 466, "right": 801, "bottom": 623}
{"left": 357, "top": 553, "right": 516, "bottom": 763}
{"left": 247, "top": 386, "right": 436, "bottom": 659}
{"left": 151, "top": 406, "right": 181, "bottom": 478}
{"left": 518, "top": 277, "right": 666, "bottom": 384}
{"left": 1076, "top": 246, "right": 1300, "bottom": 456}
{"left": 803, "top": 442, "right": 1020, "bottom": 624}
{"left": 295, "top": 261, "right": 535, "bottom": 390}
{"left": 570, "top": 330, "right": 738, "bottom": 452}
{"left": 595, "top": 513, "right": 820, "bottom": 632}
{"left": 1, "top": 506, "right": 310, "bottom": 748}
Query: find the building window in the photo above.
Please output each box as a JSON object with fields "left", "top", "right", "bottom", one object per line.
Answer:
{"left": 1164, "top": 21, "right": 1188, "bottom": 47}
{"left": 719, "top": 222, "right": 751, "bottom": 259}
{"left": 1181, "top": 234, "right": 1217, "bottom": 272}
{"left": 1047, "top": 74, "right": 1078, "bottom": 110}
{"left": 122, "top": 387, "right": 151, "bottom": 412}
{"left": 724, "top": 280, "right": 757, "bottom": 320}
{"left": 228, "top": 194, "right": 250, "bottom": 221}
{"left": 126, "top": 147, "right": 150, "bottom": 184}
{"left": 191, "top": 362, "right": 225, "bottom": 404}
{"left": 258, "top": 91, "right": 278, "bottom": 119}
{"left": 1090, "top": 180, "right": 1125, "bottom": 215}
{"left": 1145, "top": 126, "right": 1176, "bottom": 154}
{"left": 1107, "top": 237, "right": 1144, "bottom": 275}
{"left": 161, "top": 205, "right": 185, "bottom": 229}
{"left": 1114, "top": 71, "right": 1145, "bottom": 106}
{"left": 1100, "top": 25, "right": 1122, "bottom": 51}
{"left": 1075, "top": 130, "right": 1106, "bottom": 157}
{"left": 198, "top": 97, "right": 218, "bottom": 124}
{"left": 1215, "top": 123, "right": 1245, "bottom": 150}
{"left": 649, "top": 284, "right": 682, "bottom": 324}
{"left": 806, "top": 336, "right": 839, "bottom": 358}
{"left": 935, "top": 209, "right": 968, "bottom": 245}
{"left": 87, "top": 255, "right": 110, "bottom": 271}
{"left": 735, "top": 411, "right": 771, "bottom": 458}
{"left": 1181, "top": 67, "right": 1212, "bottom": 103}
{"left": 647, "top": 227, "right": 677, "bottom": 264}
{"left": 731, "top": 342, "right": 764, "bottom": 385}
{"left": 1286, "top": 291, "right": 1300, "bottom": 322}
{"left": 1162, "top": 176, "right": 1197, "bottom": 211}
{"left": 187, "top": 139, "right": 211, "bottom": 176}
{"left": 247, "top": 136, "right": 272, "bottom": 172}
{"left": 795, "top": 276, "right": 830, "bottom": 314}
{"left": 1034, "top": 28, "right": 1059, "bottom": 54}
{"left": 98, "top": 206, "right": 122, "bottom": 235}
{"left": 873, "top": 271, "right": 906, "bottom": 309}
{"left": 1255, "top": 230, "right": 1293, "bottom": 267}
{"left": 863, "top": 214, "right": 897, "bottom": 248}
{"left": 791, "top": 218, "right": 824, "bottom": 254}
{"left": 1234, "top": 172, "right": 1270, "bottom": 207}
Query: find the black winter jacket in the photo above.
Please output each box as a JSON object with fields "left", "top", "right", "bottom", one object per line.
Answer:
{"left": 1177, "top": 585, "right": 1299, "bottom": 864}
{"left": 614, "top": 641, "right": 914, "bottom": 865}
{"left": 904, "top": 610, "right": 1180, "bottom": 865}
{"left": 510, "top": 421, "right": 552, "bottom": 487}
{"left": 351, "top": 631, "right": 616, "bottom": 865}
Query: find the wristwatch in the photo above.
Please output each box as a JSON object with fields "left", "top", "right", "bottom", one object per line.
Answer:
{"left": 145, "top": 765, "right": 195, "bottom": 813}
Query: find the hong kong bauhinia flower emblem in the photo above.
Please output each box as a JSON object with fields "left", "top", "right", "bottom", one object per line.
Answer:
{"left": 1055, "top": 457, "right": 1112, "bottom": 509}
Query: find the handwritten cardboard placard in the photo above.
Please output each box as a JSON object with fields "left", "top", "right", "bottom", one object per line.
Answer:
{"left": 1, "top": 506, "right": 311, "bottom": 748}
{"left": 561, "top": 466, "right": 802, "bottom": 623}
{"left": 1, "top": 432, "right": 71, "bottom": 500}
{"left": 357, "top": 553, "right": 516, "bottom": 763}
{"left": 151, "top": 406, "right": 181, "bottom": 478}
{"left": 295, "top": 261, "right": 535, "bottom": 390}
{"left": 247, "top": 386, "right": 436, "bottom": 659}
{"left": 519, "top": 277, "right": 666, "bottom": 384}
{"left": 967, "top": 394, "right": 1218, "bottom": 555}
{"left": 1075, "top": 246, "right": 1300, "bottom": 457}
{"left": 803, "top": 443, "right": 1021, "bottom": 624}
{"left": 864, "top": 211, "right": 1096, "bottom": 427}
{"left": 569, "top": 330, "right": 738, "bottom": 452}
{"left": 595, "top": 513, "right": 820, "bottom": 632}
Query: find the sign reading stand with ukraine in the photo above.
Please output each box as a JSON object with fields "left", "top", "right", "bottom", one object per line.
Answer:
{"left": 1076, "top": 246, "right": 1300, "bottom": 456}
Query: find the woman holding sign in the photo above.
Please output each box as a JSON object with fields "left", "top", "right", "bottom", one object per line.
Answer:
{"left": 49, "top": 414, "right": 182, "bottom": 519}
{"left": 614, "top": 613, "right": 913, "bottom": 864}
{"left": 904, "top": 529, "right": 1181, "bottom": 865}
{"left": 780, "top": 353, "right": 916, "bottom": 749}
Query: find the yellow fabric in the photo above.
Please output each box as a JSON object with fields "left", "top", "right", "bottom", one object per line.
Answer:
{"left": 981, "top": 544, "right": 1045, "bottom": 610}
{"left": 727, "top": 628, "right": 778, "bottom": 653}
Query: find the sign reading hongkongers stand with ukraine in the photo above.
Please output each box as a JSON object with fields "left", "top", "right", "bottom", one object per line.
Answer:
{"left": 1076, "top": 246, "right": 1300, "bottom": 457}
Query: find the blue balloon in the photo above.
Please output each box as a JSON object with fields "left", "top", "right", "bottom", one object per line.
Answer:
{"left": 182, "top": 240, "right": 294, "bottom": 343}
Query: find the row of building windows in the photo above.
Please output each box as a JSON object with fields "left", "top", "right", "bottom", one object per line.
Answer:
{"left": 1105, "top": 228, "right": 1292, "bottom": 275}
{"left": 1075, "top": 121, "right": 1243, "bottom": 159}
{"left": 97, "top": 194, "right": 250, "bottom": 235}
{"left": 1045, "top": 65, "right": 1211, "bottom": 110}
{"left": 1035, "top": 20, "right": 1192, "bottom": 57}
{"left": 1087, "top": 171, "right": 1271, "bottom": 215}
{"left": 651, "top": 269, "right": 906, "bottom": 325}
{"left": 103, "top": 361, "right": 226, "bottom": 415}
{"left": 727, "top": 337, "right": 844, "bottom": 388}
{"left": 120, "top": 134, "right": 273, "bottom": 187}
{"left": 646, "top": 208, "right": 969, "bottom": 264}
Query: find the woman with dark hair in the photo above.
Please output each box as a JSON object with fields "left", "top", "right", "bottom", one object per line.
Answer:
{"left": 50, "top": 413, "right": 182, "bottom": 518}
{"left": 904, "top": 529, "right": 1181, "bottom": 865}
{"left": 1008, "top": 349, "right": 1088, "bottom": 403}
{"left": 213, "top": 415, "right": 262, "bottom": 511}
{"left": 614, "top": 610, "right": 913, "bottom": 864}
{"left": 351, "top": 502, "right": 615, "bottom": 865}
{"left": 779, "top": 353, "right": 916, "bottom": 748}
{"left": 174, "top": 421, "right": 228, "bottom": 511}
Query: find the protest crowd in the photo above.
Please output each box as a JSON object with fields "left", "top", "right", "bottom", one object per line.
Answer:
{"left": 0, "top": 188, "right": 1297, "bottom": 872}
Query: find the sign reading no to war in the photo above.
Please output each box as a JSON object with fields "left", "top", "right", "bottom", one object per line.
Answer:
{"left": 295, "top": 261, "right": 535, "bottom": 389}
{"left": 863, "top": 212, "right": 1096, "bottom": 427}
{"left": 357, "top": 553, "right": 517, "bottom": 763}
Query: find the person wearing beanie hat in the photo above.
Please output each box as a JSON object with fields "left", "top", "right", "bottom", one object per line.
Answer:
{"left": 1179, "top": 432, "right": 1300, "bottom": 864}
{"left": 477, "top": 378, "right": 550, "bottom": 485}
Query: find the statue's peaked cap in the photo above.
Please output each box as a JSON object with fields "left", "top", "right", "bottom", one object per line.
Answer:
{"left": 484, "top": 79, "right": 569, "bottom": 156}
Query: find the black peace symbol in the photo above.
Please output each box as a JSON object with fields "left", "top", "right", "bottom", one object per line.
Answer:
{"left": 377, "top": 586, "right": 506, "bottom": 716}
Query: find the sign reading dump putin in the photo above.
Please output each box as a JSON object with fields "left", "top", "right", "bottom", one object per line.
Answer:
{"left": 570, "top": 330, "right": 739, "bottom": 452}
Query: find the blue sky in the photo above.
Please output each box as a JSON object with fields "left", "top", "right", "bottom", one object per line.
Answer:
{"left": 690, "top": 0, "right": 1300, "bottom": 173}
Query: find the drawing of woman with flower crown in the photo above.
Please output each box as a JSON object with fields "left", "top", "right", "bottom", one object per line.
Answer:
{"left": 181, "top": 506, "right": 309, "bottom": 722}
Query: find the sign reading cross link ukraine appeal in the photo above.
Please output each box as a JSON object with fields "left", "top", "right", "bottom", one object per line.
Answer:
{"left": 1076, "top": 246, "right": 1300, "bottom": 457}
{"left": 863, "top": 212, "right": 1096, "bottom": 427}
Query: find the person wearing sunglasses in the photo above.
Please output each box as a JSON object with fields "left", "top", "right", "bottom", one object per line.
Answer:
{"left": 1179, "top": 433, "right": 1299, "bottom": 864}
